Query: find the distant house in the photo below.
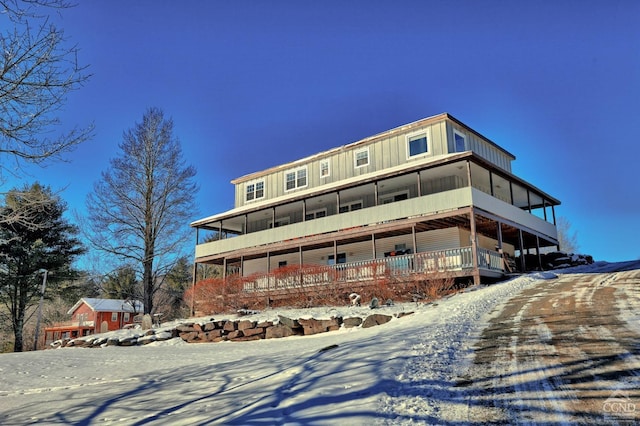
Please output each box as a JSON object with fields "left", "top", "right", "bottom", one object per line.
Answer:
{"left": 44, "top": 298, "right": 144, "bottom": 346}
{"left": 191, "top": 113, "right": 560, "bottom": 293}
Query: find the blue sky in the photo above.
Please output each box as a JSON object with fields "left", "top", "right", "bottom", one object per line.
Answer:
{"left": 7, "top": 0, "right": 640, "bottom": 263}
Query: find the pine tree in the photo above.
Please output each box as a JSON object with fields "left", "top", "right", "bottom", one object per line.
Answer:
{"left": 0, "top": 183, "right": 84, "bottom": 351}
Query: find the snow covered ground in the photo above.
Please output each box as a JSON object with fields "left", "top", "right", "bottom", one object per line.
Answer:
{"left": 0, "top": 261, "right": 638, "bottom": 425}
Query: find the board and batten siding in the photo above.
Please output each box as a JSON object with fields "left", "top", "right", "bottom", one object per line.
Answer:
{"left": 234, "top": 120, "right": 449, "bottom": 208}
{"left": 447, "top": 122, "right": 512, "bottom": 173}
{"left": 233, "top": 117, "right": 514, "bottom": 208}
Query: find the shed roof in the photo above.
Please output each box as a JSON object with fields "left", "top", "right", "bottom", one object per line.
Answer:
{"left": 67, "top": 298, "right": 144, "bottom": 315}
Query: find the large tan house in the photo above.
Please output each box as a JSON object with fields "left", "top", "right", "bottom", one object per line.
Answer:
{"left": 191, "top": 113, "right": 560, "bottom": 291}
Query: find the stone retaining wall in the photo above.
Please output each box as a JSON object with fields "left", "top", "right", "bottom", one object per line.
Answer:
{"left": 57, "top": 311, "right": 413, "bottom": 349}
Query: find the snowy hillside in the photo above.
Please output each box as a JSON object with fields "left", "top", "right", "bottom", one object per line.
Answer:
{"left": 0, "top": 261, "right": 638, "bottom": 425}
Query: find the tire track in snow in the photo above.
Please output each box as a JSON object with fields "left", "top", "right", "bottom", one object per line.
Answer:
{"left": 465, "top": 266, "right": 640, "bottom": 425}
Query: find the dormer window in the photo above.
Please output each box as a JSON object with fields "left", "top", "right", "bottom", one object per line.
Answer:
{"left": 407, "top": 130, "right": 429, "bottom": 158}
{"left": 285, "top": 166, "right": 307, "bottom": 191}
{"left": 246, "top": 179, "right": 265, "bottom": 202}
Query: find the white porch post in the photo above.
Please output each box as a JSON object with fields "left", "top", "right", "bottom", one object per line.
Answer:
{"left": 518, "top": 229, "right": 526, "bottom": 271}
{"left": 470, "top": 209, "right": 480, "bottom": 285}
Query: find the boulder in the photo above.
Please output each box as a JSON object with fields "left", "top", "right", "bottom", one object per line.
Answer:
{"left": 138, "top": 334, "right": 157, "bottom": 345}
{"left": 226, "top": 330, "right": 243, "bottom": 340}
{"left": 141, "top": 314, "right": 153, "bottom": 330}
{"left": 362, "top": 314, "right": 392, "bottom": 328}
{"left": 343, "top": 317, "right": 363, "bottom": 328}
{"left": 176, "top": 324, "right": 197, "bottom": 333}
{"left": 237, "top": 320, "right": 256, "bottom": 331}
{"left": 265, "top": 324, "right": 295, "bottom": 339}
{"left": 202, "top": 322, "right": 217, "bottom": 332}
{"left": 277, "top": 315, "right": 301, "bottom": 330}
{"left": 118, "top": 336, "right": 139, "bottom": 346}
{"left": 205, "top": 329, "right": 223, "bottom": 340}
{"left": 179, "top": 331, "right": 198, "bottom": 342}
{"left": 223, "top": 320, "right": 237, "bottom": 332}
{"left": 242, "top": 327, "right": 265, "bottom": 337}
{"left": 298, "top": 318, "right": 340, "bottom": 335}
{"left": 106, "top": 337, "right": 120, "bottom": 346}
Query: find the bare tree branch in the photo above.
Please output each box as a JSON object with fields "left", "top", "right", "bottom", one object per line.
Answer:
{"left": 0, "top": 0, "right": 93, "bottom": 229}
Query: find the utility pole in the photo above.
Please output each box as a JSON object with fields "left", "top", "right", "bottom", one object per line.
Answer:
{"left": 33, "top": 269, "right": 48, "bottom": 351}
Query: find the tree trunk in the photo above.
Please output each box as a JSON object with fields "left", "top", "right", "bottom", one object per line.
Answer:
{"left": 13, "top": 314, "right": 24, "bottom": 352}
{"left": 143, "top": 257, "right": 154, "bottom": 314}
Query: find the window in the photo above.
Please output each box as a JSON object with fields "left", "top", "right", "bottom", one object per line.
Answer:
{"left": 320, "top": 160, "right": 330, "bottom": 178}
{"left": 354, "top": 148, "right": 369, "bottom": 168}
{"left": 407, "top": 131, "right": 429, "bottom": 158}
{"left": 381, "top": 191, "right": 409, "bottom": 204}
{"left": 305, "top": 208, "right": 327, "bottom": 221}
{"left": 285, "top": 166, "right": 307, "bottom": 191}
{"left": 278, "top": 261, "right": 287, "bottom": 268}
{"left": 124, "top": 312, "right": 130, "bottom": 322}
{"left": 454, "top": 131, "right": 466, "bottom": 152}
{"left": 246, "top": 179, "right": 265, "bottom": 202}
{"left": 269, "top": 217, "right": 290, "bottom": 228}
{"left": 339, "top": 200, "right": 363, "bottom": 213}
{"left": 111, "top": 312, "right": 118, "bottom": 322}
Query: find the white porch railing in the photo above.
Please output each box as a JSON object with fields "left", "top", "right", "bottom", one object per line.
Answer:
{"left": 242, "top": 246, "right": 503, "bottom": 292}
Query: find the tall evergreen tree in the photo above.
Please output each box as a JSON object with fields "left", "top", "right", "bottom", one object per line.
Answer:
{"left": 86, "top": 108, "right": 197, "bottom": 314}
{"left": 102, "top": 265, "right": 140, "bottom": 300}
{"left": 0, "top": 183, "right": 84, "bottom": 351}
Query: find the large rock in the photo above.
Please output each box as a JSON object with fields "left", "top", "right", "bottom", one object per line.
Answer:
{"left": 277, "top": 315, "right": 301, "bottom": 330}
{"left": 362, "top": 314, "right": 392, "bottom": 328}
{"left": 237, "top": 320, "right": 256, "bottom": 331}
{"left": 343, "top": 317, "right": 363, "bottom": 328}
{"left": 226, "top": 330, "right": 243, "bottom": 340}
{"left": 205, "top": 329, "right": 223, "bottom": 341}
{"left": 223, "top": 320, "right": 237, "bottom": 332}
{"left": 265, "top": 324, "right": 295, "bottom": 339}
{"left": 202, "top": 322, "right": 217, "bottom": 332}
{"left": 179, "top": 331, "right": 198, "bottom": 342}
{"left": 138, "top": 334, "right": 157, "bottom": 345}
{"left": 118, "top": 336, "right": 139, "bottom": 346}
{"left": 242, "top": 327, "right": 265, "bottom": 337}
{"left": 141, "top": 314, "right": 153, "bottom": 330}
{"left": 298, "top": 318, "right": 340, "bottom": 335}
{"left": 176, "top": 324, "right": 197, "bottom": 333}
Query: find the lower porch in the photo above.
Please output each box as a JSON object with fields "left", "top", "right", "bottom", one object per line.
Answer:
{"left": 242, "top": 246, "right": 505, "bottom": 293}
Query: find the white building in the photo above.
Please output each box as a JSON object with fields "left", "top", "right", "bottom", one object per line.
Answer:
{"left": 192, "top": 113, "right": 560, "bottom": 291}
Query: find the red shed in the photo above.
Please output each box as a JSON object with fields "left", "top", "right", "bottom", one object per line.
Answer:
{"left": 44, "top": 298, "right": 144, "bottom": 346}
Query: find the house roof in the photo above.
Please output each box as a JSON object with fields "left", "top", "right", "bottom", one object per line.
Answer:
{"left": 67, "top": 298, "right": 144, "bottom": 315}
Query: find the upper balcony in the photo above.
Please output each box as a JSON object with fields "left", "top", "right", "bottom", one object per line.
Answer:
{"left": 193, "top": 154, "right": 559, "bottom": 262}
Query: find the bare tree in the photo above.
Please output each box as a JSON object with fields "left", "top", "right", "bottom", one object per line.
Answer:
{"left": 86, "top": 108, "right": 197, "bottom": 314}
{"left": 557, "top": 216, "right": 579, "bottom": 253}
{"left": 1, "top": 0, "right": 92, "bottom": 227}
